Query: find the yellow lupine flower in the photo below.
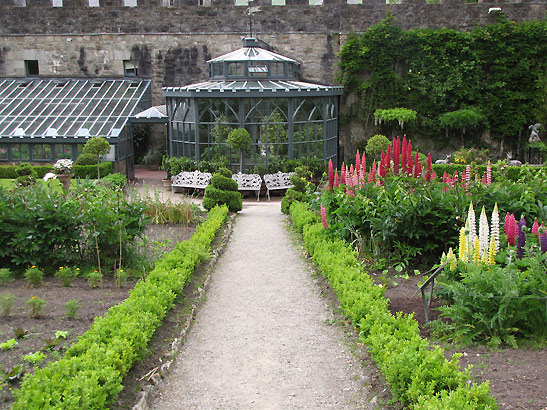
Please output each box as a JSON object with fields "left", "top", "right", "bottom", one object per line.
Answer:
{"left": 488, "top": 236, "right": 496, "bottom": 265}
{"left": 473, "top": 237, "right": 481, "bottom": 263}
{"left": 447, "top": 248, "right": 457, "bottom": 271}
{"left": 459, "top": 227, "right": 468, "bottom": 262}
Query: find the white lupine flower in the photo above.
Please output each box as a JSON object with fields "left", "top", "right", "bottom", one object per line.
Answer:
{"left": 467, "top": 202, "right": 476, "bottom": 256}
{"left": 479, "top": 206, "right": 489, "bottom": 259}
{"left": 491, "top": 203, "right": 500, "bottom": 253}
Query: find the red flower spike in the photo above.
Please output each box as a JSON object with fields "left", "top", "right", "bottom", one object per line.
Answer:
{"left": 349, "top": 164, "right": 354, "bottom": 175}
{"left": 369, "top": 160, "right": 377, "bottom": 182}
{"left": 320, "top": 204, "right": 328, "bottom": 229}
{"left": 425, "top": 153, "right": 432, "bottom": 182}
{"left": 401, "top": 136, "right": 408, "bottom": 174}
{"left": 362, "top": 152, "right": 366, "bottom": 173}
{"left": 407, "top": 141, "right": 413, "bottom": 175}
{"left": 386, "top": 144, "right": 392, "bottom": 175}
{"left": 506, "top": 213, "right": 518, "bottom": 247}
{"left": 355, "top": 150, "right": 361, "bottom": 173}
{"left": 393, "top": 137, "right": 400, "bottom": 175}
{"left": 334, "top": 169, "right": 339, "bottom": 188}
{"left": 340, "top": 163, "right": 346, "bottom": 185}
{"left": 532, "top": 218, "right": 539, "bottom": 237}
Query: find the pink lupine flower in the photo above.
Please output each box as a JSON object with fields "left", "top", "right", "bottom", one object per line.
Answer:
{"left": 340, "top": 163, "right": 346, "bottom": 185}
{"left": 368, "top": 160, "right": 376, "bottom": 182}
{"left": 425, "top": 153, "right": 433, "bottom": 182}
{"left": 486, "top": 164, "right": 492, "bottom": 185}
{"left": 355, "top": 150, "right": 361, "bottom": 172}
{"left": 359, "top": 168, "right": 366, "bottom": 187}
{"left": 401, "top": 136, "right": 408, "bottom": 174}
{"left": 481, "top": 173, "right": 487, "bottom": 184}
{"left": 413, "top": 151, "right": 421, "bottom": 178}
{"left": 328, "top": 159, "right": 334, "bottom": 191}
{"left": 334, "top": 170, "right": 339, "bottom": 188}
{"left": 320, "top": 204, "right": 328, "bottom": 229}
{"left": 407, "top": 141, "right": 413, "bottom": 175}
{"left": 452, "top": 172, "right": 459, "bottom": 185}
{"left": 505, "top": 213, "right": 518, "bottom": 247}
{"left": 345, "top": 188, "right": 355, "bottom": 197}
{"left": 532, "top": 218, "right": 539, "bottom": 237}
{"left": 386, "top": 144, "right": 392, "bottom": 173}
{"left": 349, "top": 164, "right": 354, "bottom": 175}
{"left": 362, "top": 152, "right": 366, "bottom": 173}
{"left": 353, "top": 172, "right": 359, "bottom": 187}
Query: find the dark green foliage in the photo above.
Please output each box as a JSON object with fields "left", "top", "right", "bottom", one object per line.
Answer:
{"left": 74, "top": 152, "right": 98, "bottom": 165}
{"left": 281, "top": 189, "right": 306, "bottom": 214}
{"left": 203, "top": 185, "right": 242, "bottom": 213}
{"left": 100, "top": 173, "right": 128, "bottom": 190}
{"left": 339, "top": 18, "right": 547, "bottom": 147}
{"left": 216, "top": 167, "right": 233, "bottom": 178}
{"left": 11, "top": 206, "right": 228, "bottom": 410}
{"left": 210, "top": 174, "right": 238, "bottom": 191}
{"left": 72, "top": 162, "right": 113, "bottom": 179}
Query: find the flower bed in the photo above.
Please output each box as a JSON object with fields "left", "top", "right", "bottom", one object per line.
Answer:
{"left": 10, "top": 205, "right": 228, "bottom": 409}
{"left": 289, "top": 201, "right": 496, "bottom": 409}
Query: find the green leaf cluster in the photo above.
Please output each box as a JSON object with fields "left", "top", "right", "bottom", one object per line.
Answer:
{"left": 339, "top": 18, "right": 547, "bottom": 145}
{"left": 11, "top": 205, "right": 228, "bottom": 410}
{"left": 288, "top": 201, "right": 496, "bottom": 409}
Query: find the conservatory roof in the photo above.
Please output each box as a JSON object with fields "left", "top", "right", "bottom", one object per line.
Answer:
{"left": 208, "top": 45, "right": 298, "bottom": 64}
{"left": 131, "top": 104, "right": 167, "bottom": 123}
{"left": 163, "top": 79, "right": 343, "bottom": 98}
{"left": 0, "top": 78, "right": 151, "bottom": 143}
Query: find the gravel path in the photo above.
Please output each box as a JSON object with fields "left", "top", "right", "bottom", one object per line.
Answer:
{"left": 151, "top": 200, "right": 370, "bottom": 410}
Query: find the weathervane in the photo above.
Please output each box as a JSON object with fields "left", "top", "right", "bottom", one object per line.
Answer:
{"left": 246, "top": 1, "right": 261, "bottom": 38}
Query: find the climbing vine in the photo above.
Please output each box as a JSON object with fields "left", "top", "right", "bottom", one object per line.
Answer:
{"left": 338, "top": 16, "right": 547, "bottom": 149}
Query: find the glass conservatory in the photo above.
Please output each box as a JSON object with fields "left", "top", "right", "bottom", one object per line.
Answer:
{"left": 163, "top": 37, "right": 343, "bottom": 171}
{"left": 0, "top": 78, "right": 152, "bottom": 178}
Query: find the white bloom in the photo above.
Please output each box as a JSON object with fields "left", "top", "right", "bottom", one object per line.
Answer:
{"left": 467, "top": 202, "right": 476, "bottom": 255}
{"left": 479, "top": 206, "right": 489, "bottom": 258}
{"left": 491, "top": 203, "right": 500, "bottom": 253}
{"left": 43, "top": 172, "right": 57, "bottom": 181}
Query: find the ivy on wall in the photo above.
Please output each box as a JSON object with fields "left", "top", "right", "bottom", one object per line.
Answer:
{"left": 338, "top": 14, "right": 547, "bottom": 150}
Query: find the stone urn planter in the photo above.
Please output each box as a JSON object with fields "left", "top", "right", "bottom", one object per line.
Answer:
{"left": 162, "top": 178, "right": 172, "bottom": 191}
{"left": 58, "top": 174, "right": 72, "bottom": 192}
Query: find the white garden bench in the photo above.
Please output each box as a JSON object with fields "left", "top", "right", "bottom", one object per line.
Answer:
{"left": 171, "top": 170, "right": 212, "bottom": 192}
{"left": 232, "top": 172, "right": 262, "bottom": 201}
{"left": 263, "top": 172, "right": 295, "bottom": 201}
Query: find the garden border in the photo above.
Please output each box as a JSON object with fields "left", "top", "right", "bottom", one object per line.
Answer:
{"left": 289, "top": 201, "right": 497, "bottom": 409}
{"left": 10, "top": 205, "right": 229, "bottom": 410}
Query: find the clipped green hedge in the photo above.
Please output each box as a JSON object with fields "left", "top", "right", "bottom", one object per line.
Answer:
{"left": 0, "top": 162, "right": 113, "bottom": 179}
{"left": 11, "top": 205, "right": 229, "bottom": 410}
{"left": 289, "top": 201, "right": 497, "bottom": 410}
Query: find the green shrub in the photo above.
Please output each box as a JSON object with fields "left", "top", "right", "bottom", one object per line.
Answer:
{"left": 216, "top": 167, "right": 233, "bottom": 178}
{"left": 55, "top": 267, "right": 79, "bottom": 287}
{"left": 203, "top": 185, "right": 242, "bottom": 213}
{"left": 26, "top": 296, "right": 46, "bottom": 318}
{"left": 168, "top": 156, "right": 198, "bottom": 175}
{"left": 210, "top": 173, "right": 238, "bottom": 191}
{"left": 1, "top": 293, "right": 16, "bottom": 316}
{"left": 100, "top": 173, "right": 128, "bottom": 189}
{"left": 72, "top": 162, "right": 113, "bottom": 179}
{"left": 65, "top": 299, "right": 81, "bottom": 319}
{"left": 87, "top": 270, "right": 102, "bottom": 289}
{"left": 24, "top": 267, "right": 44, "bottom": 286}
{"left": 0, "top": 268, "right": 14, "bottom": 285}
{"left": 281, "top": 189, "right": 306, "bottom": 215}
{"left": 74, "top": 152, "right": 98, "bottom": 165}
{"left": 365, "top": 134, "right": 390, "bottom": 160}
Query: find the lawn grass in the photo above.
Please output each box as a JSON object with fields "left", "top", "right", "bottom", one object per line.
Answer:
{"left": 0, "top": 178, "right": 79, "bottom": 192}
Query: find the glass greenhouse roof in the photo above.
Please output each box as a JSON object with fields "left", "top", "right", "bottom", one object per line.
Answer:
{"left": 208, "top": 44, "right": 298, "bottom": 64}
{"left": 0, "top": 78, "right": 151, "bottom": 143}
{"left": 163, "top": 79, "right": 343, "bottom": 97}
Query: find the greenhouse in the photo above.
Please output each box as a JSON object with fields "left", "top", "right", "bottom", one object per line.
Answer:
{"left": 0, "top": 78, "right": 152, "bottom": 177}
{"left": 163, "top": 37, "right": 343, "bottom": 171}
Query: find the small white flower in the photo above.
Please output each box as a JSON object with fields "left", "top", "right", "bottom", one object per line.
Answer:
{"left": 43, "top": 172, "right": 57, "bottom": 181}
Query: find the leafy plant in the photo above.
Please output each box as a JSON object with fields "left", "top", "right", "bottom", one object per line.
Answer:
{"left": 0, "top": 267, "right": 14, "bottom": 285}
{"left": 55, "top": 266, "right": 79, "bottom": 287}
{"left": 227, "top": 128, "right": 253, "bottom": 173}
{"left": 374, "top": 107, "right": 417, "bottom": 129}
{"left": 14, "top": 327, "right": 28, "bottom": 339}
{"left": 0, "top": 293, "right": 15, "bottom": 316}
{"left": 23, "top": 351, "right": 47, "bottom": 366}
{"left": 64, "top": 299, "right": 81, "bottom": 319}
{"left": 26, "top": 296, "right": 46, "bottom": 318}
{"left": 87, "top": 270, "right": 103, "bottom": 289}
{"left": 1, "top": 338, "right": 18, "bottom": 351}
{"left": 24, "top": 266, "right": 44, "bottom": 287}
{"left": 365, "top": 134, "right": 390, "bottom": 160}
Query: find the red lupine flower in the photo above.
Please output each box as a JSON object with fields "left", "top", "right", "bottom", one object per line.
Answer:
{"left": 386, "top": 144, "right": 392, "bottom": 174}
{"left": 401, "top": 136, "right": 408, "bottom": 174}
{"left": 413, "top": 151, "right": 421, "bottom": 178}
{"left": 532, "top": 218, "right": 539, "bottom": 237}
{"left": 407, "top": 141, "right": 413, "bottom": 175}
{"left": 362, "top": 152, "right": 366, "bottom": 173}
{"left": 334, "top": 170, "right": 339, "bottom": 188}
{"left": 349, "top": 164, "right": 354, "bottom": 175}
{"left": 345, "top": 188, "right": 355, "bottom": 197}
{"left": 320, "top": 204, "right": 328, "bottom": 229}
{"left": 425, "top": 153, "right": 432, "bottom": 182}
{"left": 340, "top": 163, "right": 346, "bottom": 185}
{"left": 355, "top": 150, "right": 361, "bottom": 172}
{"left": 393, "top": 136, "right": 400, "bottom": 175}
{"left": 369, "top": 160, "right": 376, "bottom": 182}
{"left": 481, "top": 173, "right": 487, "bottom": 184}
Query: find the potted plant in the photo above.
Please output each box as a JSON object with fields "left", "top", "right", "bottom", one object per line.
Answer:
{"left": 160, "top": 155, "right": 172, "bottom": 190}
{"left": 53, "top": 159, "right": 74, "bottom": 191}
